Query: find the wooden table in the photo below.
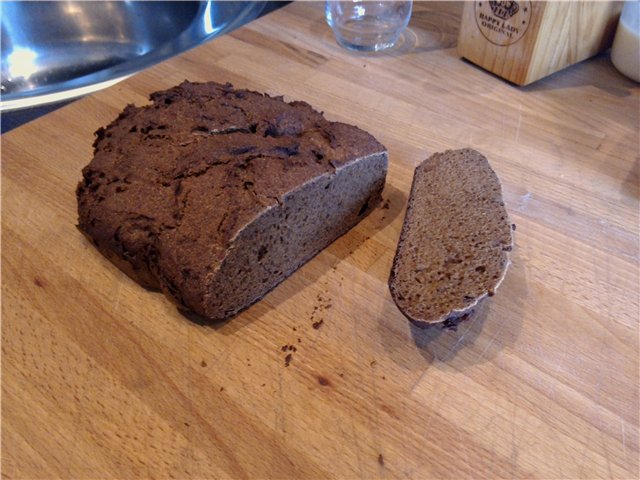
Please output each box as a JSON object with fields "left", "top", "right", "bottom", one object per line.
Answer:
{"left": 3, "top": 2, "right": 638, "bottom": 478}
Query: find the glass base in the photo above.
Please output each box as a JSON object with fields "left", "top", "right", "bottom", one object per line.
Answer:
{"left": 334, "top": 32, "right": 401, "bottom": 52}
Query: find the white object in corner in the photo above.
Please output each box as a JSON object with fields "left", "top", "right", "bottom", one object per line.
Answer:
{"left": 611, "top": 1, "right": 640, "bottom": 82}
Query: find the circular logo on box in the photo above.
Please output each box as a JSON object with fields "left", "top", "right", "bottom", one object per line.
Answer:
{"left": 475, "top": 1, "right": 531, "bottom": 46}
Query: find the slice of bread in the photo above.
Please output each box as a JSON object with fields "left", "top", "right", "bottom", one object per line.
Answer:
{"left": 388, "top": 148, "right": 513, "bottom": 327}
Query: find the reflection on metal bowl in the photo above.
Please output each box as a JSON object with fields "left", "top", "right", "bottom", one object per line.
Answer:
{"left": 0, "top": 1, "right": 266, "bottom": 111}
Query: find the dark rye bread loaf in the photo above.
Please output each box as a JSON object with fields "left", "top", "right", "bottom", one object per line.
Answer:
{"left": 389, "top": 149, "right": 513, "bottom": 327}
{"left": 77, "top": 81, "right": 387, "bottom": 321}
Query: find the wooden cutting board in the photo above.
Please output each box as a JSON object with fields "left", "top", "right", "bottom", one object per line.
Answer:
{"left": 2, "top": 2, "right": 638, "bottom": 478}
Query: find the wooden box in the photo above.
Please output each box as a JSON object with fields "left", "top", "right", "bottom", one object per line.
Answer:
{"left": 457, "top": 1, "right": 622, "bottom": 85}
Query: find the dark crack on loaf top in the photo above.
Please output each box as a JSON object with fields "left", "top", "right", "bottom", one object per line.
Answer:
{"left": 76, "top": 81, "right": 384, "bottom": 313}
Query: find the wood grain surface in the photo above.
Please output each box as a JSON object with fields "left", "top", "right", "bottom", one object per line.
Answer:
{"left": 2, "top": 2, "right": 639, "bottom": 478}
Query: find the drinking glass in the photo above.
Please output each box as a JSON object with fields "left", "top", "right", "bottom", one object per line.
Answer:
{"left": 326, "top": 1, "right": 413, "bottom": 52}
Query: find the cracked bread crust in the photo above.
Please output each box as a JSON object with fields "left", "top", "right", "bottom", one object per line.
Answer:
{"left": 77, "top": 81, "right": 387, "bottom": 320}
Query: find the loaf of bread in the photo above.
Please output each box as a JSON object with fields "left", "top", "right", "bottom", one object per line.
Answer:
{"left": 388, "top": 149, "right": 513, "bottom": 327}
{"left": 77, "top": 81, "right": 388, "bottom": 321}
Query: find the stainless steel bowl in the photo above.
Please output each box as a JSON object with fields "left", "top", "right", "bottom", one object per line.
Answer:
{"left": 1, "top": 1, "right": 266, "bottom": 111}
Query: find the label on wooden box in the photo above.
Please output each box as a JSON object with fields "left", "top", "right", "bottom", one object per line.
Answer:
{"left": 475, "top": 1, "right": 532, "bottom": 46}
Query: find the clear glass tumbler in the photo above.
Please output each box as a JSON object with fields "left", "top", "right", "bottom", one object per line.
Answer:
{"left": 326, "top": 0, "right": 413, "bottom": 52}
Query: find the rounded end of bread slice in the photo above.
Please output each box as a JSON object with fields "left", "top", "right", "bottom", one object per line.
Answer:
{"left": 388, "top": 148, "right": 513, "bottom": 327}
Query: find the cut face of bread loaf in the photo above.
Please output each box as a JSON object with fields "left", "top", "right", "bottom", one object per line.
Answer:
{"left": 77, "top": 81, "right": 388, "bottom": 321}
{"left": 388, "top": 148, "right": 513, "bottom": 327}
